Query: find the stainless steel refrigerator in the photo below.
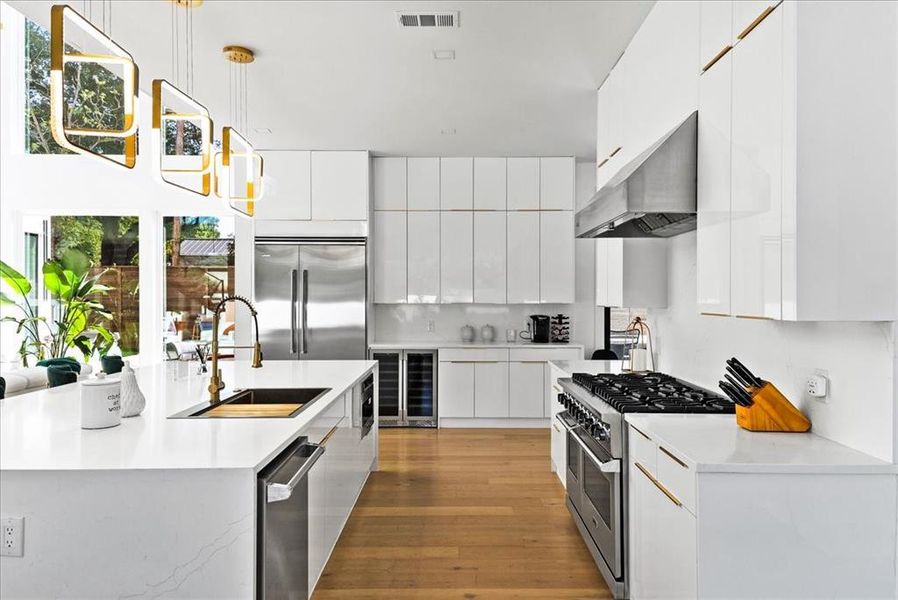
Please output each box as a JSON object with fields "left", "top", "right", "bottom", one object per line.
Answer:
{"left": 254, "top": 238, "right": 366, "bottom": 360}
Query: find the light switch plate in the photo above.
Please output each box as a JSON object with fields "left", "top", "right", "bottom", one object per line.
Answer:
{"left": 1, "top": 517, "right": 24, "bottom": 557}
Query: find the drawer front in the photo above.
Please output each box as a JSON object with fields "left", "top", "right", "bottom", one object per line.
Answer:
{"left": 508, "top": 347, "right": 581, "bottom": 362}
{"left": 628, "top": 424, "right": 657, "bottom": 475}
{"left": 656, "top": 445, "right": 696, "bottom": 514}
{"left": 439, "top": 348, "right": 509, "bottom": 362}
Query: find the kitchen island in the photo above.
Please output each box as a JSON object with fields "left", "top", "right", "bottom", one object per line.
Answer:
{"left": 0, "top": 359, "right": 377, "bottom": 598}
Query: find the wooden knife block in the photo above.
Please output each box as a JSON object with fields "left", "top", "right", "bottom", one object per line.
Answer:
{"left": 735, "top": 381, "right": 811, "bottom": 432}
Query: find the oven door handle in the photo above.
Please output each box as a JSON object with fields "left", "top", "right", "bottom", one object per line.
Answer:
{"left": 555, "top": 412, "right": 575, "bottom": 431}
{"left": 570, "top": 428, "right": 620, "bottom": 474}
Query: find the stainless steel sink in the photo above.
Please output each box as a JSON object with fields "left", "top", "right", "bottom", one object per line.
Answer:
{"left": 169, "top": 387, "right": 331, "bottom": 419}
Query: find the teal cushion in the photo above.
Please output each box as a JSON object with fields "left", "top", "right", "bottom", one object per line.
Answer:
{"left": 37, "top": 357, "right": 81, "bottom": 374}
{"left": 100, "top": 355, "right": 124, "bottom": 375}
{"left": 47, "top": 365, "right": 78, "bottom": 388}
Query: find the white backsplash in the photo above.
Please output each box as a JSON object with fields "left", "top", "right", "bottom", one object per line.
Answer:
{"left": 647, "top": 231, "right": 896, "bottom": 461}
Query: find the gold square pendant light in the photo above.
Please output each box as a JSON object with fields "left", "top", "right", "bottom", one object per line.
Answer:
{"left": 214, "top": 126, "right": 264, "bottom": 217}
{"left": 152, "top": 80, "right": 213, "bottom": 196}
{"left": 50, "top": 5, "right": 139, "bottom": 168}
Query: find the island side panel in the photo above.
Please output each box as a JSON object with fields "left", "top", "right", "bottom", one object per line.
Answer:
{"left": 0, "top": 468, "right": 257, "bottom": 599}
{"left": 696, "top": 472, "right": 898, "bottom": 599}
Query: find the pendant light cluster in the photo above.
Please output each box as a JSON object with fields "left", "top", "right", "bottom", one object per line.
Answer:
{"left": 48, "top": 1, "right": 265, "bottom": 217}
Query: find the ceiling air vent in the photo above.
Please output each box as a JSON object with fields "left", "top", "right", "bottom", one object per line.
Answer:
{"left": 395, "top": 11, "right": 459, "bottom": 28}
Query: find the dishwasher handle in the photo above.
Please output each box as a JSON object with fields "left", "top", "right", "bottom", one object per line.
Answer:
{"left": 266, "top": 443, "right": 325, "bottom": 503}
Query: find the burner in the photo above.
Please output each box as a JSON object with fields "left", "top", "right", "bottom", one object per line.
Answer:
{"left": 572, "top": 372, "right": 734, "bottom": 414}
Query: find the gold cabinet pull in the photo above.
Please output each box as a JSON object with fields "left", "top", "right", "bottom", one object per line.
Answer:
{"left": 320, "top": 425, "right": 339, "bottom": 446}
{"left": 609, "top": 146, "right": 622, "bottom": 158}
{"left": 597, "top": 158, "right": 609, "bottom": 169}
{"left": 737, "top": 5, "right": 776, "bottom": 40}
{"left": 635, "top": 461, "right": 682, "bottom": 507}
{"left": 630, "top": 425, "right": 651, "bottom": 441}
{"left": 659, "top": 446, "right": 688, "bottom": 469}
{"left": 701, "top": 45, "right": 732, "bottom": 73}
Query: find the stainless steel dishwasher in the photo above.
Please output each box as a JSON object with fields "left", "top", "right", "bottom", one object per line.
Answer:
{"left": 257, "top": 436, "right": 325, "bottom": 599}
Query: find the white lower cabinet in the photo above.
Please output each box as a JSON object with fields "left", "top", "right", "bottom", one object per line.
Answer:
{"left": 474, "top": 361, "right": 509, "bottom": 418}
{"left": 508, "top": 361, "right": 544, "bottom": 418}
{"left": 307, "top": 449, "right": 327, "bottom": 593}
{"left": 437, "top": 361, "right": 475, "bottom": 418}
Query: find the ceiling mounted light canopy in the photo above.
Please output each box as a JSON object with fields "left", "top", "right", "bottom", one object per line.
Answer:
{"left": 152, "top": 0, "right": 214, "bottom": 195}
{"left": 49, "top": 4, "right": 139, "bottom": 168}
{"left": 215, "top": 44, "right": 264, "bottom": 217}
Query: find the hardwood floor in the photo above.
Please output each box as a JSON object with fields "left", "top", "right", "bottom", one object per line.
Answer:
{"left": 313, "top": 428, "right": 611, "bottom": 600}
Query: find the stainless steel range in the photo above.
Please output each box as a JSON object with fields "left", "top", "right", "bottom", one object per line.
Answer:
{"left": 556, "top": 372, "right": 734, "bottom": 598}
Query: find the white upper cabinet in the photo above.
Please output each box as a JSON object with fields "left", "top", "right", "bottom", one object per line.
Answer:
{"left": 440, "top": 211, "right": 474, "bottom": 303}
{"left": 506, "top": 158, "right": 540, "bottom": 210}
{"left": 440, "top": 157, "right": 473, "bottom": 210}
{"left": 373, "top": 211, "right": 406, "bottom": 303}
{"left": 595, "top": 239, "right": 668, "bottom": 308}
{"left": 254, "top": 151, "right": 311, "bottom": 220}
{"left": 539, "top": 211, "right": 574, "bottom": 303}
{"left": 700, "top": 0, "right": 733, "bottom": 71}
{"left": 474, "top": 212, "right": 507, "bottom": 304}
{"left": 697, "top": 50, "right": 732, "bottom": 315}
{"left": 506, "top": 211, "right": 540, "bottom": 303}
{"left": 596, "top": 68, "right": 626, "bottom": 189}
{"left": 730, "top": 5, "right": 782, "bottom": 320}
{"left": 373, "top": 157, "right": 407, "bottom": 210}
{"left": 310, "top": 151, "right": 369, "bottom": 220}
{"left": 473, "top": 157, "right": 506, "bottom": 210}
{"left": 407, "top": 212, "right": 440, "bottom": 303}
{"left": 407, "top": 157, "right": 440, "bottom": 210}
{"left": 539, "top": 157, "right": 574, "bottom": 210}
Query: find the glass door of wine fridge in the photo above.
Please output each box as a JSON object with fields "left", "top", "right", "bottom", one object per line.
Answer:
{"left": 369, "top": 349, "right": 437, "bottom": 427}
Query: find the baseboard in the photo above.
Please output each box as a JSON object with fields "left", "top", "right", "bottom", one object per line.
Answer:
{"left": 438, "top": 418, "right": 550, "bottom": 428}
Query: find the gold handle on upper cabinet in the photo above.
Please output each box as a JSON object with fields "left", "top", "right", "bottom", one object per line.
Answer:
{"left": 737, "top": 5, "right": 776, "bottom": 40}
{"left": 635, "top": 462, "right": 683, "bottom": 507}
{"left": 609, "top": 146, "right": 622, "bottom": 158}
{"left": 597, "top": 158, "right": 609, "bottom": 169}
{"left": 701, "top": 45, "right": 733, "bottom": 73}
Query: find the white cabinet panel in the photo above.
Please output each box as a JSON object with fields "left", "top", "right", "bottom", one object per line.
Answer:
{"left": 310, "top": 151, "right": 368, "bottom": 220}
{"left": 595, "top": 238, "right": 667, "bottom": 308}
{"left": 474, "top": 361, "right": 509, "bottom": 418}
{"left": 506, "top": 157, "right": 540, "bottom": 210}
{"left": 440, "top": 157, "right": 473, "bottom": 210}
{"left": 474, "top": 157, "right": 506, "bottom": 210}
{"left": 255, "top": 151, "right": 311, "bottom": 220}
{"left": 539, "top": 157, "right": 574, "bottom": 210}
{"left": 307, "top": 452, "right": 327, "bottom": 593}
{"left": 506, "top": 211, "right": 540, "bottom": 303}
{"left": 407, "top": 212, "right": 440, "bottom": 303}
{"left": 700, "top": 0, "right": 733, "bottom": 70}
{"left": 539, "top": 211, "right": 574, "bottom": 303}
{"left": 606, "top": 238, "right": 624, "bottom": 308}
{"left": 595, "top": 239, "right": 610, "bottom": 307}
{"left": 373, "top": 157, "right": 406, "bottom": 210}
{"left": 440, "top": 212, "right": 473, "bottom": 303}
{"left": 407, "top": 157, "right": 440, "bottom": 210}
{"left": 438, "top": 361, "right": 474, "bottom": 418}
{"left": 697, "top": 51, "right": 732, "bottom": 315}
{"left": 373, "top": 211, "right": 406, "bottom": 303}
{"left": 508, "top": 361, "right": 544, "bottom": 418}
{"left": 733, "top": 1, "right": 778, "bottom": 40}
{"left": 473, "top": 212, "right": 506, "bottom": 303}
{"left": 731, "top": 7, "right": 782, "bottom": 319}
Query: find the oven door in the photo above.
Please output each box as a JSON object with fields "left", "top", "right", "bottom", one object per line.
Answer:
{"left": 573, "top": 430, "right": 622, "bottom": 579}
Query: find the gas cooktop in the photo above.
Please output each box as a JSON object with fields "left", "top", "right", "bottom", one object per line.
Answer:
{"left": 571, "top": 371, "right": 734, "bottom": 414}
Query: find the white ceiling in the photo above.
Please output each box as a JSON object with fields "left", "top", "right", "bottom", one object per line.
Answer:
{"left": 8, "top": 0, "right": 653, "bottom": 159}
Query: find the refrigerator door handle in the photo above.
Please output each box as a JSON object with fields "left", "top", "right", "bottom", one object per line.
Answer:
{"left": 300, "top": 269, "right": 309, "bottom": 355}
{"left": 290, "top": 270, "right": 298, "bottom": 355}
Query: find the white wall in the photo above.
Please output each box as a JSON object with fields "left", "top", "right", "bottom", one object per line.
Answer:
{"left": 647, "top": 232, "right": 896, "bottom": 462}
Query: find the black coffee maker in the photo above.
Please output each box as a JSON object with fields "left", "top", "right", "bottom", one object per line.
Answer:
{"left": 527, "top": 314, "right": 551, "bottom": 344}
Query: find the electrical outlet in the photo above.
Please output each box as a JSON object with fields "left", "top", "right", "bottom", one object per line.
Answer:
{"left": 1, "top": 517, "right": 24, "bottom": 557}
{"left": 426, "top": 320, "right": 435, "bottom": 333}
{"left": 807, "top": 370, "right": 829, "bottom": 401}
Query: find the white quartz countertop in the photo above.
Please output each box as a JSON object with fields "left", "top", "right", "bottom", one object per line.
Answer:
{"left": 550, "top": 359, "right": 626, "bottom": 375}
{"left": 369, "top": 341, "right": 583, "bottom": 350}
{"left": 0, "top": 360, "right": 376, "bottom": 472}
{"left": 625, "top": 414, "right": 897, "bottom": 474}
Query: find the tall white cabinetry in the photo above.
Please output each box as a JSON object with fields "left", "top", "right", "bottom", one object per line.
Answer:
{"left": 373, "top": 156, "right": 575, "bottom": 305}
{"left": 696, "top": 0, "right": 897, "bottom": 321}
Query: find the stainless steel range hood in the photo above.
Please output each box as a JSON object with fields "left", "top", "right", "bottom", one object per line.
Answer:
{"left": 576, "top": 111, "right": 697, "bottom": 238}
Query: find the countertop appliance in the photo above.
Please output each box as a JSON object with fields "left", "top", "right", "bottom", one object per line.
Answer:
{"left": 556, "top": 371, "right": 733, "bottom": 598}
{"left": 576, "top": 111, "right": 697, "bottom": 239}
{"left": 528, "top": 314, "right": 551, "bottom": 344}
{"left": 255, "top": 238, "right": 366, "bottom": 360}
{"left": 257, "top": 435, "right": 325, "bottom": 598}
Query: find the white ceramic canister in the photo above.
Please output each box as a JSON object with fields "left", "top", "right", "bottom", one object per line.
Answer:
{"left": 81, "top": 373, "right": 122, "bottom": 429}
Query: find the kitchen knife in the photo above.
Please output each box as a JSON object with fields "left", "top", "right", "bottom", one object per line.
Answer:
{"left": 725, "top": 365, "right": 755, "bottom": 390}
{"left": 718, "top": 381, "right": 748, "bottom": 406}
{"left": 727, "top": 358, "right": 762, "bottom": 387}
{"left": 724, "top": 373, "right": 754, "bottom": 406}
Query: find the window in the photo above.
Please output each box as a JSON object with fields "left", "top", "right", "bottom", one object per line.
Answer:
{"left": 608, "top": 307, "right": 648, "bottom": 361}
{"left": 162, "top": 217, "right": 235, "bottom": 359}
{"left": 24, "top": 19, "right": 126, "bottom": 155}
{"left": 23, "top": 233, "right": 39, "bottom": 301}
{"left": 49, "top": 216, "right": 140, "bottom": 356}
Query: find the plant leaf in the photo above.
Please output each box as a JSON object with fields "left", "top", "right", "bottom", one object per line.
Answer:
{"left": 42, "top": 262, "right": 71, "bottom": 298}
{"left": 59, "top": 248, "right": 91, "bottom": 277}
{"left": 0, "top": 260, "right": 32, "bottom": 297}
